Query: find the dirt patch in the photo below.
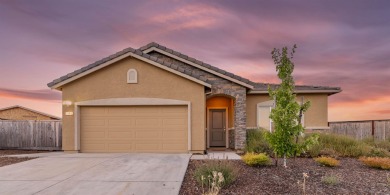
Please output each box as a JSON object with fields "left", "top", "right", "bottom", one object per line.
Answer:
{"left": 0, "top": 149, "right": 49, "bottom": 156}
{"left": 180, "top": 158, "right": 390, "bottom": 195}
{"left": 0, "top": 157, "right": 35, "bottom": 167}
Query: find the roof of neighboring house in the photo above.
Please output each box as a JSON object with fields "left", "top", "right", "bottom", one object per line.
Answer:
{"left": 48, "top": 42, "right": 341, "bottom": 95}
{"left": 0, "top": 105, "right": 61, "bottom": 120}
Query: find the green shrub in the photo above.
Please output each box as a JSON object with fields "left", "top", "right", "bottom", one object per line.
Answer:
{"left": 314, "top": 156, "right": 340, "bottom": 167}
{"left": 321, "top": 175, "right": 340, "bottom": 185}
{"left": 364, "top": 138, "right": 390, "bottom": 152}
{"left": 368, "top": 148, "right": 390, "bottom": 157}
{"left": 242, "top": 153, "right": 272, "bottom": 166}
{"left": 359, "top": 157, "right": 390, "bottom": 170}
{"left": 245, "top": 129, "right": 272, "bottom": 155}
{"left": 194, "top": 160, "right": 237, "bottom": 188}
{"left": 306, "top": 133, "right": 373, "bottom": 157}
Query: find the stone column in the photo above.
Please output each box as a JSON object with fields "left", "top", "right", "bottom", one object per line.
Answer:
{"left": 234, "top": 90, "right": 247, "bottom": 150}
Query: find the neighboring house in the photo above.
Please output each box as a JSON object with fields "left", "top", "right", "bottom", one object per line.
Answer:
{"left": 48, "top": 42, "right": 341, "bottom": 153}
{"left": 0, "top": 105, "right": 61, "bottom": 120}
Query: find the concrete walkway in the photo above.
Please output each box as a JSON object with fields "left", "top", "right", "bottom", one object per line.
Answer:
{"left": 0, "top": 153, "right": 191, "bottom": 195}
{"left": 191, "top": 151, "right": 241, "bottom": 160}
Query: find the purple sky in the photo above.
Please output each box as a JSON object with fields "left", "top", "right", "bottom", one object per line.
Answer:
{"left": 0, "top": 0, "right": 389, "bottom": 121}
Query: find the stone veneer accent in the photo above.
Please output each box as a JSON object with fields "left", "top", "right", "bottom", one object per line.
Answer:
{"left": 228, "top": 129, "right": 235, "bottom": 149}
{"left": 149, "top": 51, "right": 247, "bottom": 150}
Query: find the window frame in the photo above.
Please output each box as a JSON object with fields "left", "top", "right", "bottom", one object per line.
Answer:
{"left": 127, "top": 69, "right": 138, "bottom": 84}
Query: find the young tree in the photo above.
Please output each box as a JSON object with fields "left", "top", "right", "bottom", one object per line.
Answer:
{"left": 267, "top": 45, "right": 312, "bottom": 167}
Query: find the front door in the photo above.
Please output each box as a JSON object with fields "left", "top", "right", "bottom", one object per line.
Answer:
{"left": 209, "top": 109, "right": 226, "bottom": 147}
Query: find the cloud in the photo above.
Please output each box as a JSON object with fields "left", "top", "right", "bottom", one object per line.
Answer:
{"left": 0, "top": 0, "right": 389, "bottom": 121}
{"left": 0, "top": 88, "right": 61, "bottom": 102}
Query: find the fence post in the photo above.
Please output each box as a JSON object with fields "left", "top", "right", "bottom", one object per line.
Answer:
{"left": 372, "top": 120, "right": 375, "bottom": 138}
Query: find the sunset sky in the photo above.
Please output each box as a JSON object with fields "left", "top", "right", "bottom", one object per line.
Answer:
{"left": 0, "top": 0, "right": 389, "bottom": 121}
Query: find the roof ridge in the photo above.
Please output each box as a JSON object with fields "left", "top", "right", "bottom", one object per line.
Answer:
{"left": 139, "top": 42, "right": 256, "bottom": 86}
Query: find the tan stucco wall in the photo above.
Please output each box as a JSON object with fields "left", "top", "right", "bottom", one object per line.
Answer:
{"left": 246, "top": 94, "right": 329, "bottom": 128}
{"left": 0, "top": 108, "right": 53, "bottom": 120}
{"left": 60, "top": 56, "right": 206, "bottom": 152}
{"left": 206, "top": 96, "right": 234, "bottom": 128}
{"left": 246, "top": 95, "right": 270, "bottom": 128}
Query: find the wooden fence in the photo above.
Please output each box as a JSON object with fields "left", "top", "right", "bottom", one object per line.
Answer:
{"left": 0, "top": 120, "right": 62, "bottom": 150}
{"left": 328, "top": 119, "right": 390, "bottom": 140}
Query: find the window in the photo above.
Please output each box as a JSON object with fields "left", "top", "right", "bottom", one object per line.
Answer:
{"left": 257, "top": 99, "right": 306, "bottom": 132}
{"left": 256, "top": 100, "right": 275, "bottom": 131}
{"left": 127, "top": 69, "right": 138, "bottom": 83}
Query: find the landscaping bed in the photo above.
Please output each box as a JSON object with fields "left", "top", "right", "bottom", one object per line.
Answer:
{"left": 179, "top": 158, "right": 390, "bottom": 195}
{"left": 0, "top": 157, "right": 34, "bottom": 167}
{"left": 0, "top": 150, "right": 43, "bottom": 167}
{"left": 0, "top": 149, "right": 49, "bottom": 156}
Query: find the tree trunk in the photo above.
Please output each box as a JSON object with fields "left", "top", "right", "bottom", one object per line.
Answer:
{"left": 274, "top": 152, "right": 278, "bottom": 166}
{"left": 283, "top": 154, "right": 287, "bottom": 167}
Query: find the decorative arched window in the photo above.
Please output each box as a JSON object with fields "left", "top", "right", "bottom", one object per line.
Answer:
{"left": 127, "top": 69, "right": 138, "bottom": 83}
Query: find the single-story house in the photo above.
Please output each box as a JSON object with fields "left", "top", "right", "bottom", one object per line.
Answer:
{"left": 48, "top": 42, "right": 341, "bottom": 153}
{"left": 0, "top": 105, "right": 61, "bottom": 121}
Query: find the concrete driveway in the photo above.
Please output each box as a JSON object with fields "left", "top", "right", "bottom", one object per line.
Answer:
{"left": 0, "top": 153, "right": 191, "bottom": 195}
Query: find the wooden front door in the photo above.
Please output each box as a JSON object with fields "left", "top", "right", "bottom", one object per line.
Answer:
{"left": 209, "top": 109, "right": 226, "bottom": 147}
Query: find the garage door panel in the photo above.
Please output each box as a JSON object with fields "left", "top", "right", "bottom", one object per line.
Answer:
{"left": 82, "top": 131, "right": 105, "bottom": 139}
{"left": 163, "top": 131, "right": 186, "bottom": 139}
{"left": 82, "top": 119, "right": 106, "bottom": 127}
{"left": 108, "top": 119, "right": 134, "bottom": 126}
{"left": 107, "top": 107, "right": 136, "bottom": 116}
{"left": 108, "top": 131, "right": 135, "bottom": 139}
{"left": 82, "top": 127, "right": 105, "bottom": 132}
{"left": 163, "top": 118, "right": 186, "bottom": 125}
{"left": 108, "top": 143, "right": 132, "bottom": 152}
{"left": 82, "top": 143, "right": 106, "bottom": 152}
{"left": 162, "top": 107, "right": 187, "bottom": 113}
{"left": 135, "top": 118, "right": 162, "bottom": 127}
{"left": 82, "top": 107, "right": 107, "bottom": 115}
{"left": 162, "top": 143, "right": 187, "bottom": 151}
{"left": 135, "top": 131, "right": 163, "bottom": 139}
{"left": 135, "top": 142, "right": 161, "bottom": 151}
{"left": 80, "top": 105, "right": 188, "bottom": 153}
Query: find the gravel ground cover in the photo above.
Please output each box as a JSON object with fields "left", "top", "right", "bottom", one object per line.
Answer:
{"left": 180, "top": 158, "right": 390, "bottom": 195}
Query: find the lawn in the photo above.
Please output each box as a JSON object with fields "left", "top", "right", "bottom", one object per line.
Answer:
{"left": 179, "top": 158, "right": 389, "bottom": 194}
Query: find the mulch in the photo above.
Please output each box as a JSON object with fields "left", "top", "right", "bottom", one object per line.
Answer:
{"left": 179, "top": 158, "right": 390, "bottom": 195}
{"left": 0, "top": 157, "right": 34, "bottom": 167}
{"left": 0, "top": 150, "right": 45, "bottom": 167}
{"left": 0, "top": 149, "right": 49, "bottom": 156}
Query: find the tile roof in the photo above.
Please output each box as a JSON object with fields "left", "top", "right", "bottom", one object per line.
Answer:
{"left": 47, "top": 47, "right": 211, "bottom": 88}
{"left": 48, "top": 42, "right": 341, "bottom": 95}
{"left": 139, "top": 42, "right": 255, "bottom": 86}
{"left": 139, "top": 42, "right": 341, "bottom": 94}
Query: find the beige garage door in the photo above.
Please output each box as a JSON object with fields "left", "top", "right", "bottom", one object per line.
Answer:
{"left": 80, "top": 105, "right": 188, "bottom": 153}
